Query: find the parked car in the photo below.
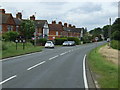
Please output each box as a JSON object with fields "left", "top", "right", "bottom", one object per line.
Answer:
{"left": 62, "top": 41, "right": 76, "bottom": 46}
{"left": 45, "top": 41, "right": 54, "bottom": 48}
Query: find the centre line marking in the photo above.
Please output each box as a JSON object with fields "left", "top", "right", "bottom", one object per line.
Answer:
{"left": 49, "top": 55, "right": 59, "bottom": 60}
{"left": 60, "top": 52, "right": 66, "bottom": 56}
{"left": 0, "top": 75, "right": 17, "bottom": 85}
{"left": 27, "top": 61, "right": 46, "bottom": 71}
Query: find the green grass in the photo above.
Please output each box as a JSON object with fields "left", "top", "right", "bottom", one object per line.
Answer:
{"left": 2, "top": 41, "right": 43, "bottom": 58}
{"left": 88, "top": 45, "right": 118, "bottom": 88}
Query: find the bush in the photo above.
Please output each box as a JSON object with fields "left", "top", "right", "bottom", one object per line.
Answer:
{"left": 37, "top": 38, "right": 47, "bottom": 46}
{"left": 67, "top": 37, "right": 80, "bottom": 45}
{"left": 54, "top": 38, "right": 67, "bottom": 45}
{"left": 2, "top": 42, "right": 8, "bottom": 50}
{"left": 111, "top": 31, "right": 120, "bottom": 41}
{"left": 3, "top": 31, "right": 19, "bottom": 41}
{"left": 111, "top": 40, "right": 120, "bottom": 50}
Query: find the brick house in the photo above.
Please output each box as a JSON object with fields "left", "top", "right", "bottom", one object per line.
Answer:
{"left": 63, "top": 23, "right": 81, "bottom": 38}
{"left": 29, "top": 15, "right": 49, "bottom": 39}
{"left": 0, "top": 9, "right": 16, "bottom": 33}
{"left": 48, "top": 21, "right": 63, "bottom": 40}
{"left": 0, "top": 9, "right": 22, "bottom": 34}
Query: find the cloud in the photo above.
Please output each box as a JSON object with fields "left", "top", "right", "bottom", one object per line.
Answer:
{"left": 1, "top": 2, "right": 118, "bottom": 30}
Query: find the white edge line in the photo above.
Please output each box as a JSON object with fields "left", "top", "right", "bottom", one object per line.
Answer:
{"left": 0, "top": 52, "right": 43, "bottom": 62}
{"left": 27, "top": 61, "right": 46, "bottom": 71}
{"left": 49, "top": 55, "right": 59, "bottom": 60}
{"left": 83, "top": 54, "right": 89, "bottom": 89}
{"left": 0, "top": 75, "right": 17, "bottom": 85}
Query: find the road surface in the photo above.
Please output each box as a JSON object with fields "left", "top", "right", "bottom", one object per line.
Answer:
{"left": 1, "top": 42, "right": 105, "bottom": 88}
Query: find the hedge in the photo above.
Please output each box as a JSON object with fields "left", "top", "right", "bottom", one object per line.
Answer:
{"left": 67, "top": 37, "right": 80, "bottom": 45}
{"left": 111, "top": 40, "right": 120, "bottom": 50}
{"left": 54, "top": 38, "right": 67, "bottom": 45}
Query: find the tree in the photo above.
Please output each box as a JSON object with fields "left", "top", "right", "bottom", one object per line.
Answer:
{"left": 3, "top": 31, "right": 19, "bottom": 41}
{"left": 20, "top": 20, "right": 35, "bottom": 40}
{"left": 102, "top": 25, "right": 110, "bottom": 39}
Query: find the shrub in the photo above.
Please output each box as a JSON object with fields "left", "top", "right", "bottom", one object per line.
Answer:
{"left": 54, "top": 38, "right": 67, "bottom": 45}
{"left": 3, "top": 31, "right": 19, "bottom": 41}
{"left": 111, "top": 31, "right": 120, "bottom": 41}
{"left": 111, "top": 40, "right": 120, "bottom": 50}
{"left": 2, "top": 42, "right": 8, "bottom": 50}
{"left": 67, "top": 37, "right": 80, "bottom": 45}
{"left": 37, "top": 38, "right": 47, "bottom": 46}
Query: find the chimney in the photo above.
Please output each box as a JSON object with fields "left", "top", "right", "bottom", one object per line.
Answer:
{"left": 64, "top": 23, "right": 67, "bottom": 27}
{"left": 16, "top": 12, "right": 22, "bottom": 19}
{"left": 0, "top": 9, "right": 5, "bottom": 14}
{"left": 69, "top": 24, "right": 72, "bottom": 27}
{"left": 58, "top": 21, "right": 62, "bottom": 25}
{"left": 52, "top": 20, "right": 56, "bottom": 24}
{"left": 73, "top": 25, "right": 76, "bottom": 28}
{"left": 30, "top": 15, "right": 35, "bottom": 20}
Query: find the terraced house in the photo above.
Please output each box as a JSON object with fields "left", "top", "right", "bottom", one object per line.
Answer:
{"left": 0, "top": 9, "right": 82, "bottom": 40}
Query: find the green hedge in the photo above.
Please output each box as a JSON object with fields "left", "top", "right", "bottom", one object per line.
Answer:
{"left": 111, "top": 40, "right": 120, "bottom": 50}
{"left": 54, "top": 38, "right": 67, "bottom": 45}
{"left": 67, "top": 37, "right": 80, "bottom": 45}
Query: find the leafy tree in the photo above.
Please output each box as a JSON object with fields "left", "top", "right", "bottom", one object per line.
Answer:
{"left": 111, "top": 31, "right": 120, "bottom": 40}
{"left": 3, "top": 31, "right": 19, "bottom": 41}
{"left": 20, "top": 20, "right": 35, "bottom": 40}
{"left": 102, "top": 25, "right": 110, "bottom": 39}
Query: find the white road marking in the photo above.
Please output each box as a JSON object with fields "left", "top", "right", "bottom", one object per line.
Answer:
{"left": 0, "top": 75, "right": 17, "bottom": 85}
{"left": 83, "top": 54, "right": 88, "bottom": 89}
{"left": 27, "top": 61, "right": 46, "bottom": 70}
{"left": 1, "top": 52, "right": 43, "bottom": 62}
{"left": 60, "top": 52, "right": 66, "bottom": 56}
{"left": 49, "top": 55, "right": 59, "bottom": 60}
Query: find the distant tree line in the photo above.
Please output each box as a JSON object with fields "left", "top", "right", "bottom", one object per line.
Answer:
{"left": 89, "top": 18, "right": 120, "bottom": 41}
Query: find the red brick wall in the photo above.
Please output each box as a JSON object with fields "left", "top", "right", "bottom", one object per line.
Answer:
{"left": 48, "top": 30, "right": 62, "bottom": 40}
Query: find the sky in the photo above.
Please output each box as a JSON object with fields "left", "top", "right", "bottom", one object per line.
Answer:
{"left": 0, "top": 1, "right": 119, "bottom": 31}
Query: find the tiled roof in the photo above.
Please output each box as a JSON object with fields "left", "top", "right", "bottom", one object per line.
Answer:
{"left": 49, "top": 24, "right": 63, "bottom": 31}
{"left": 35, "top": 20, "right": 47, "bottom": 28}
{"left": 63, "top": 27, "right": 81, "bottom": 33}
{"left": 14, "top": 18, "right": 22, "bottom": 25}
{"left": 0, "top": 14, "right": 10, "bottom": 24}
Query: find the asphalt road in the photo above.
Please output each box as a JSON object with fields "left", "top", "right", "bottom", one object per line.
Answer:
{"left": 1, "top": 41, "right": 105, "bottom": 88}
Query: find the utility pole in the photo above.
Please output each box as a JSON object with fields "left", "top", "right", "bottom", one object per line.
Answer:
{"left": 109, "top": 18, "right": 112, "bottom": 48}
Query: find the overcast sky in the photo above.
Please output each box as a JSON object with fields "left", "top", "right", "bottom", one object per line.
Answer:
{"left": 1, "top": 1, "right": 118, "bottom": 30}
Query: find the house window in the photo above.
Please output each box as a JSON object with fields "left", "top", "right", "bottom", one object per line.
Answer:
{"left": 7, "top": 25, "right": 11, "bottom": 31}
{"left": 56, "top": 31, "right": 58, "bottom": 36}
{"left": 16, "top": 26, "right": 19, "bottom": 32}
{"left": 11, "top": 26, "right": 13, "bottom": 31}
{"left": 0, "top": 25, "right": 2, "bottom": 32}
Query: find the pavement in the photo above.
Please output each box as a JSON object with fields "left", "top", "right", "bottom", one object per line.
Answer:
{"left": 1, "top": 41, "right": 105, "bottom": 89}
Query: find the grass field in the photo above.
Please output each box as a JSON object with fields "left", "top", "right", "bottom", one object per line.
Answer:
{"left": 2, "top": 41, "right": 43, "bottom": 59}
{"left": 88, "top": 45, "right": 118, "bottom": 88}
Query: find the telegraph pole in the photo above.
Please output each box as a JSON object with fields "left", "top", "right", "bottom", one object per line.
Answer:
{"left": 109, "top": 18, "right": 112, "bottom": 48}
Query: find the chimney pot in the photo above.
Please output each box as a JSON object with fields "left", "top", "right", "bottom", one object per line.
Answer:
{"left": 52, "top": 20, "right": 56, "bottom": 24}
{"left": 69, "top": 24, "right": 72, "bottom": 27}
{"left": 30, "top": 15, "right": 35, "bottom": 20}
{"left": 58, "top": 21, "right": 62, "bottom": 25}
{"left": 16, "top": 12, "right": 22, "bottom": 19}
{"left": 64, "top": 23, "right": 67, "bottom": 27}
{"left": 0, "top": 9, "right": 5, "bottom": 14}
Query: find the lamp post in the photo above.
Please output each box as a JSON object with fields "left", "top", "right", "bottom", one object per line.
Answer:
{"left": 80, "top": 28, "right": 83, "bottom": 44}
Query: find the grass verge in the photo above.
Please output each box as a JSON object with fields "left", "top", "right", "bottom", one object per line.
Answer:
{"left": 87, "top": 45, "right": 118, "bottom": 88}
{"left": 2, "top": 41, "right": 43, "bottom": 59}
